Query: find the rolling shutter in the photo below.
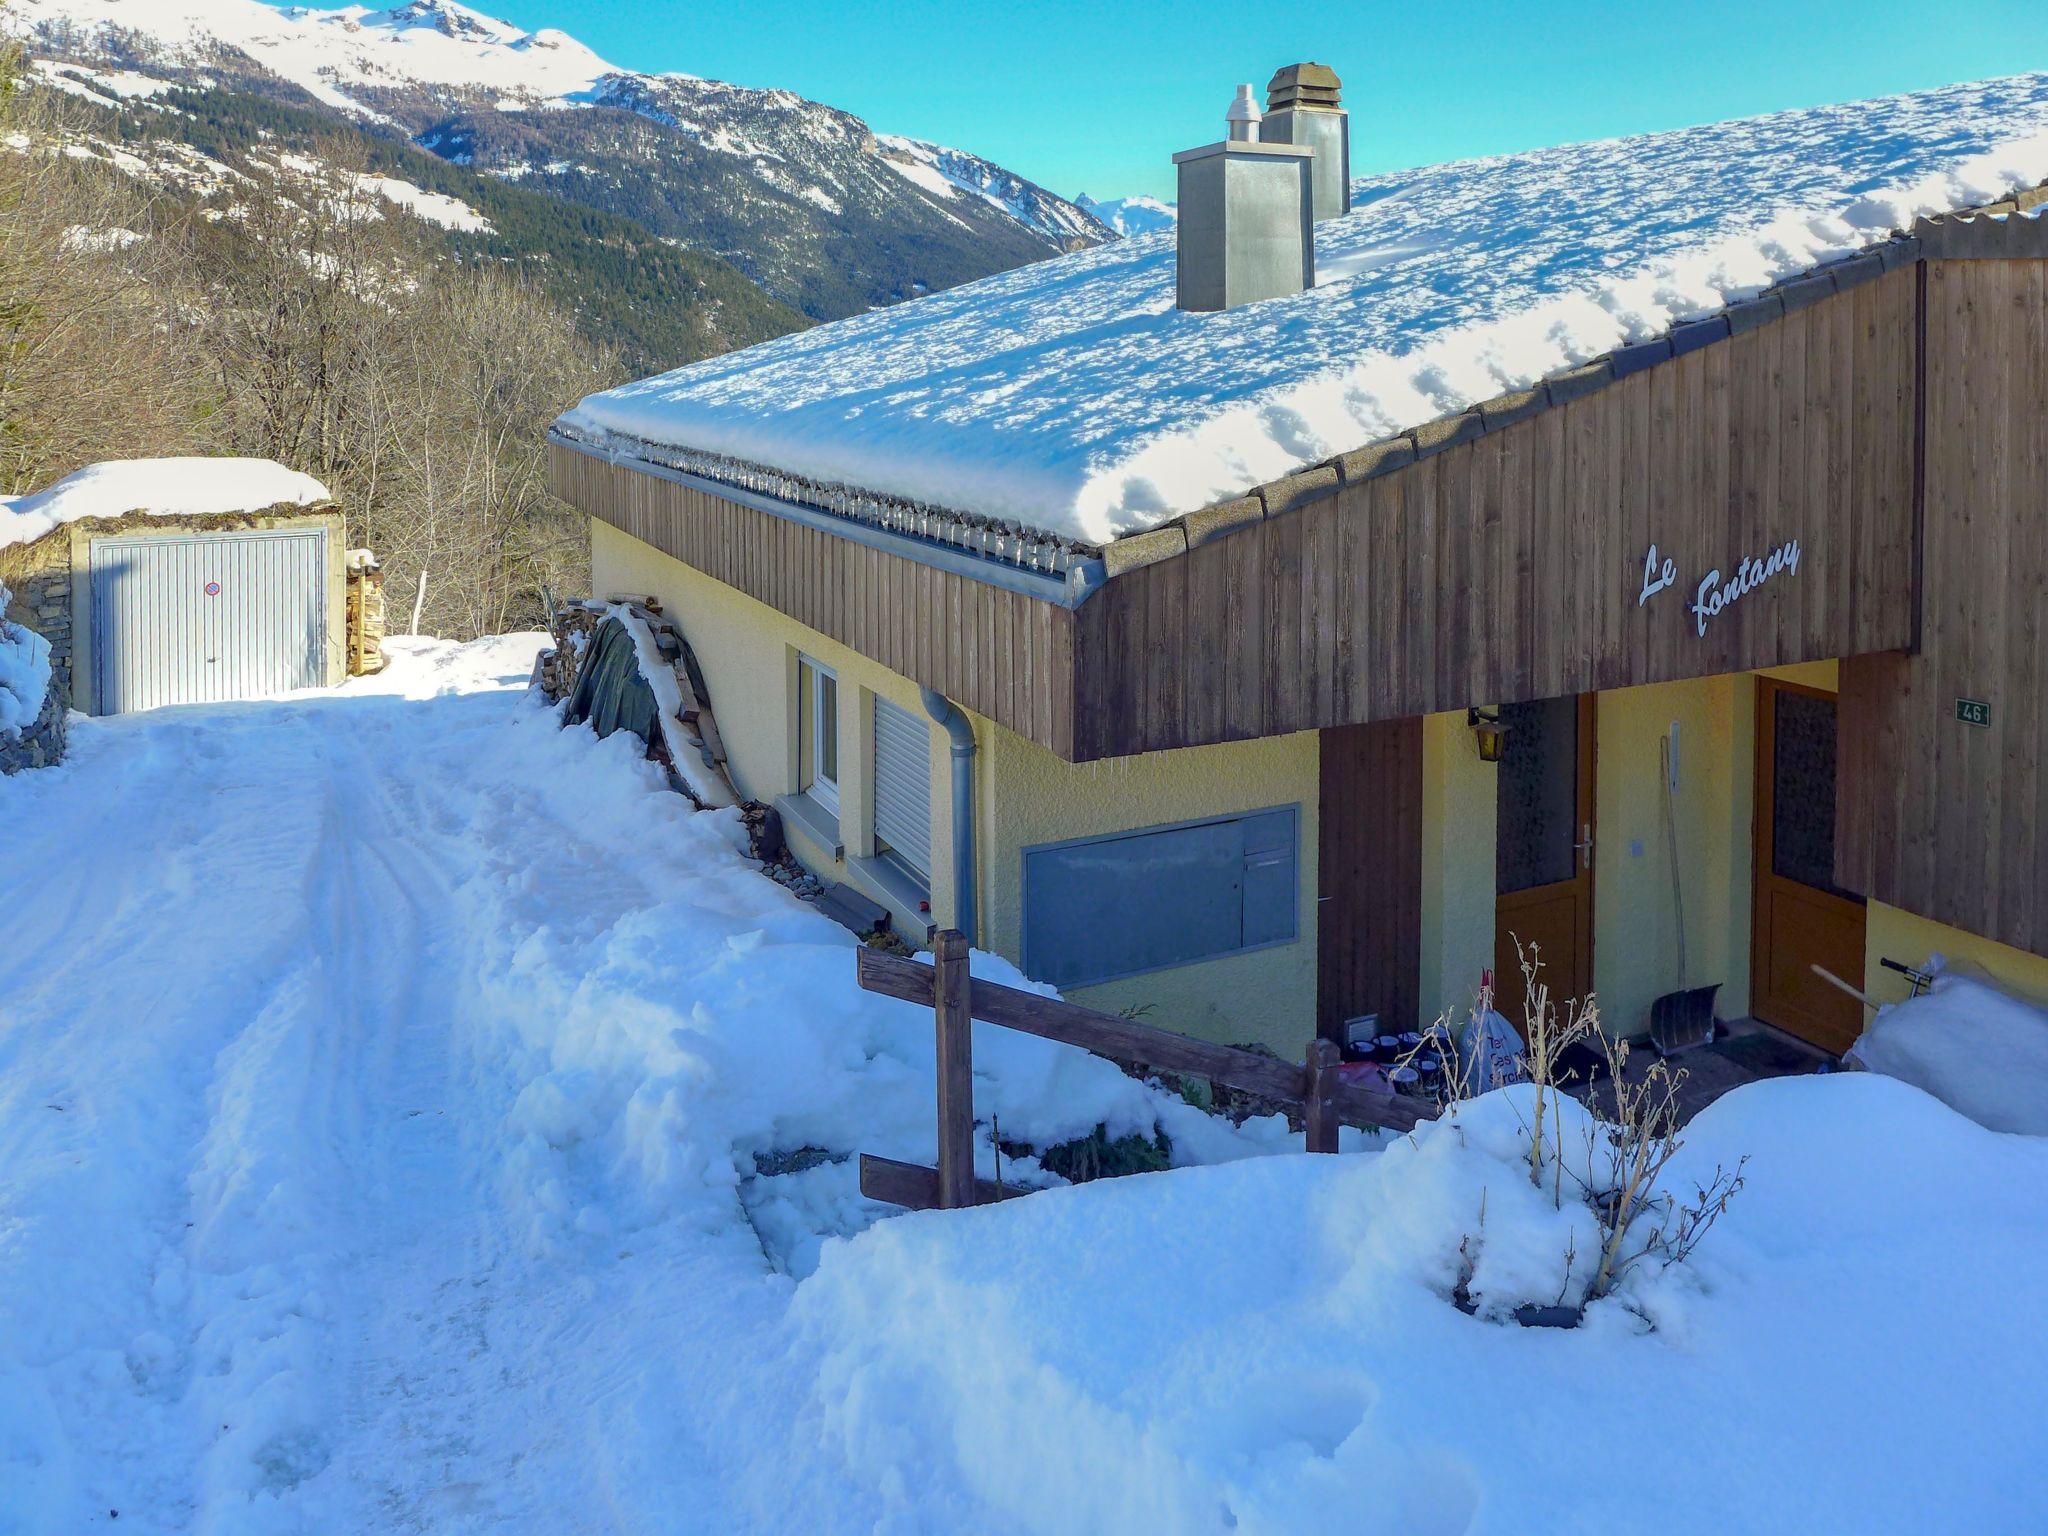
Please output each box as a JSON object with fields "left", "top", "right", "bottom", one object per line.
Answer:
{"left": 872, "top": 696, "right": 933, "bottom": 882}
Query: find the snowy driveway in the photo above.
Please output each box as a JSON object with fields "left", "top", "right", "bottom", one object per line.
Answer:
{"left": 0, "top": 638, "right": 1258, "bottom": 1533}
{"left": 0, "top": 639, "right": 871, "bottom": 1531}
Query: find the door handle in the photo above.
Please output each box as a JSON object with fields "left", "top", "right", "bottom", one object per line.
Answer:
{"left": 1575, "top": 823, "right": 1594, "bottom": 869}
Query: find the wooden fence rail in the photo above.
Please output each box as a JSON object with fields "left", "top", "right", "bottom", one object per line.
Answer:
{"left": 856, "top": 931, "right": 1436, "bottom": 1211}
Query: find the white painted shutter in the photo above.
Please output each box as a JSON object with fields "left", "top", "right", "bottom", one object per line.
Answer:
{"left": 871, "top": 697, "right": 933, "bottom": 881}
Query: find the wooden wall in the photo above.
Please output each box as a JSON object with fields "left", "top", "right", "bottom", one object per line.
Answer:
{"left": 1839, "top": 260, "right": 2048, "bottom": 959}
{"left": 551, "top": 444, "right": 1079, "bottom": 758}
{"left": 1071, "top": 269, "right": 1921, "bottom": 760}
{"left": 1316, "top": 718, "right": 1423, "bottom": 1038}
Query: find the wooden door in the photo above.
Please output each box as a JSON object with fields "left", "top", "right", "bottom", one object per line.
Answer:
{"left": 1317, "top": 718, "right": 1423, "bottom": 1041}
{"left": 1494, "top": 695, "right": 1596, "bottom": 1025}
{"left": 1751, "top": 677, "right": 1866, "bottom": 1052}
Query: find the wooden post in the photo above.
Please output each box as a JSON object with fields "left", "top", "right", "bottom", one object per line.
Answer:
{"left": 932, "top": 930, "right": 976, "bottom": 1208}
{"left": 1303, "top": 1037, "right": 1341, "bottom": 1153}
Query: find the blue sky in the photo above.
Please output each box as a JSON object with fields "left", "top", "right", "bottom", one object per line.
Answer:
{"left": 475, "top": 0, "right": 2048, "bottom": 200}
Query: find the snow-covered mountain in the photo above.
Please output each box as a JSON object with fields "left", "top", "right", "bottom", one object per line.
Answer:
{"left": 7, "top": 0, "right": 1112, "bottom": 319}
{"left": 1074, "top": 193, "right": 1176, "bottom": 237}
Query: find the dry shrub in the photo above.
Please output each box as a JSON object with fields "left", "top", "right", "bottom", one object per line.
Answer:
{"left": 1429, "top": 938, "right": 1747, "bottom": 1312}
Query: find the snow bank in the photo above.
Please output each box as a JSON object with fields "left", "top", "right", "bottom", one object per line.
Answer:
{"left": 568, "top": 73, "right": 2048, "bottom": 545}
{"left": 1849, "top": 967, "right": 2048, "bottom": 1135}
{"left": 795, "top": 1074, "right": 2048, "bottom": 1533}
{"left": 0, "top": 582, "right": 53, "bottom": 734}
{"left": 0, "top": 456, "right": 332, "bottom": 550}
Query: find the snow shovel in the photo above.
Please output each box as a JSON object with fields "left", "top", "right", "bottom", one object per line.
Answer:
{"left": 1651, "top": 982, "right": 1721, "bottom": 1057}
{"left": 1650, "top": 727, "right": 1718, "bottom": 1056}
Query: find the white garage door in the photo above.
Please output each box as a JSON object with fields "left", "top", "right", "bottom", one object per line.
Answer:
{"left": 91, "top": 528, "right": 327, "bottom": 714}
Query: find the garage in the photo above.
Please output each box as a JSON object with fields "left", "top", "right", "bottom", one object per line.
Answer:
{"left": 0, "top": 457, "right": 349, "bottom": 716}
{"left": 91, "top": 526, "right": 330, "bottom": 713}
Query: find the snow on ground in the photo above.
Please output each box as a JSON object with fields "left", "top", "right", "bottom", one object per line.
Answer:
{"left": 351, "top": 172, "right": 493, "bottom": 232}
{"left": 0, "top": 634, "right": 1287, "bottom": 1533}
{"left": 568, "top": 73, "right": 2048, "bottom": 545}
{"left": 30, "top": 58, "right": 183, "bottom": 102}
{"left": 1849, "top": 967, "right": 2048, "bottom": 1135}
{"left": 4, "top": 637, "right": 2043, "bottom": 1533}
{"left": 0, "top": 458, "right": 331, "bottom": 551}
{"left": 798, "top": 1077, "right": 2048, "bottom": 1535}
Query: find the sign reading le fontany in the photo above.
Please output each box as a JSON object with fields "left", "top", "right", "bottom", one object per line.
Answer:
{"left": 1638, "top": 538, "right": 1804, "bottom": 637}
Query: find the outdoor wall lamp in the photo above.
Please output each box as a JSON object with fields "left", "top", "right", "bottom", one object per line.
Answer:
{"left": 1468, "top": 707, "right": 1509, "bottom": 762}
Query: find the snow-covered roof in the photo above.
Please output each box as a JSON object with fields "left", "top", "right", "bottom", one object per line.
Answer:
{"left": 0, "top": 458, "right": 333, "bottom": 551}
{"left": 564, "top": 73, "right": 2048, "bottom": 549}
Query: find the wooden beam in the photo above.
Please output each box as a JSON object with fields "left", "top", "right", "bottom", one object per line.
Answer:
{"left": 857, "top": 947, "right": 1309, "bottom": 1104}
{"left": 858, "top": 1153, "right": 1027, "bottom": 1211}
{"left": 1328, "top": 1077, "right": 1430, "bottom": 1135}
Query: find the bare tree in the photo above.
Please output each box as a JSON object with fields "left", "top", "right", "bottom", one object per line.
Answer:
{"left": 0, "top": 46, "right": 215, "bottom": 491}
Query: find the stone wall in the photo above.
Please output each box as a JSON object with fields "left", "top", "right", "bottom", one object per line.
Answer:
{"left": 0, "top": 669, "right": 66, "bottom": 774}
{"left": 0, "top": 529, "right": 74, "bottom": 704}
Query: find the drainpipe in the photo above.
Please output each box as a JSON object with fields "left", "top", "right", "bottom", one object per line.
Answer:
{"left": 920, "top": 688, "right": 977, "bottom": 947}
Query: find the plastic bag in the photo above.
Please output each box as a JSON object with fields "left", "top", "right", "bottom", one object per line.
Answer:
{"left": 1458, "top": 976, "right": 1528, "bottom": 1093}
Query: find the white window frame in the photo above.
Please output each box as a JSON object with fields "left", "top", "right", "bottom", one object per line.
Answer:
{"left": 801, "top": 655, "right": 840, "bottom": 817}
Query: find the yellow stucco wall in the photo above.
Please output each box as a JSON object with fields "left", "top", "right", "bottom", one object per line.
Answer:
{"left": 595, "top": 521, "right": 1321, "bottom": 1055}
{"left": 1421, "top": 661, "right": 1844, "bottom": 1038}
{"left": 1420, "top": 709, "right": 1498, "bottom": 1023}
{"left": 981, "top": 723, "right": 1321, "bottom": 1059}
{"left": 592, "top": 514, "right": 1951, "bottom": 1057}
{"left": 593, "top": 521, "right": 962, "bottom": 937}
{"left": 1591, "top": 675, "right": 1746, "bottom": 1035}
{"left": 1865, "top": 901, "right": 2048, "bottom": 1011}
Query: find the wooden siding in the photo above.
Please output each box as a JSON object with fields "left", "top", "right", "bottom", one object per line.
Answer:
{"left": 1839, "top": 259, "right": 2048, "bottom": 959}
{"left": 1316, "top": 717, "right": 1423, "bottom": 1039}
{"left": 1072, "top": 268, "right": 1921, "bottom": 759}
{"left": 551, "top": 444, "right": 1079, "bottom": 758}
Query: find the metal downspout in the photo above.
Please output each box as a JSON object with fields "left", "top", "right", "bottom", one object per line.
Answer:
{"left": 920, "top": 688, "right": 977, "bottom": 946}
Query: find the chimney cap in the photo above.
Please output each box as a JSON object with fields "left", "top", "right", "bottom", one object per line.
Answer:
{"left": 1267, "top": 61, "right": 1342, "bottom": 112}
{"left": 1225, "top": 84, "right": 1262, "bottom": 140}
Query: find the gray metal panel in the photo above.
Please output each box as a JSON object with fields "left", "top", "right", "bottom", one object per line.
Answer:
{"left": 91, "top": 527, "right": 326, "bottom": 714}
{"left": 871, "top": 695, "right": 933, "bottom": 881}
{"left": 1021, "top": 806, "right": 1299, "bottom": 988}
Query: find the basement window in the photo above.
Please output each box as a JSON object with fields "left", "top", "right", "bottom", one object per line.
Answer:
{"left": 1021, "top": 807, "right": 1299, "bottom": 988}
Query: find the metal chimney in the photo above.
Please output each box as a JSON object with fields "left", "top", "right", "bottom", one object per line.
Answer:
{"left": 1260, "top": 63, "right": 1348, "bottom": 221}
{"left": 1174, "top": 87, "right": 1315, "bottom": 313}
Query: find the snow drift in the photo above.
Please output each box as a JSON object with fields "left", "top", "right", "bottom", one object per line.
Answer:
{"left": 1850, "top": 967, "right": 2048, "bottom": 1135}
{"left": 796, "top": 1074, "right": 2048, "bottom": 1534}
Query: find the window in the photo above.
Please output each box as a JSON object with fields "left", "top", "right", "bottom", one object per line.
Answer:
{"left": 800, "top": 656, "right": 839, "bottom": 815}
{"left": 871, "top": 695, "right": 932, "bottom": 883}
{"left": 1021, "top": 807, "right": 1298, "bottom": 988}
